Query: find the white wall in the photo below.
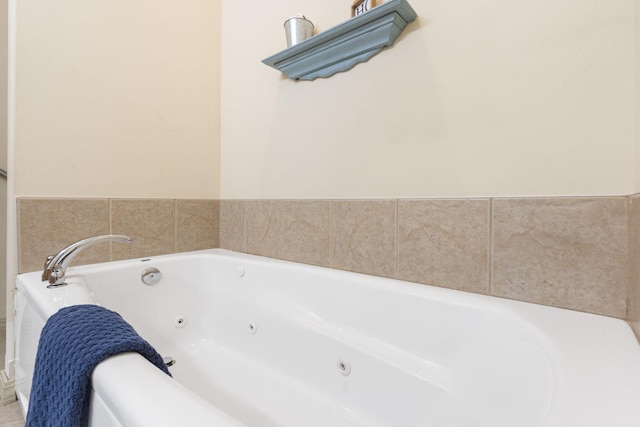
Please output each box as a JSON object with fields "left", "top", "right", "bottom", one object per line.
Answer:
{"left": 221, "top": 0, "right": 636, "bottom": 199}
{"left": 14, "top": 0, "right": 221, "bottom": 199}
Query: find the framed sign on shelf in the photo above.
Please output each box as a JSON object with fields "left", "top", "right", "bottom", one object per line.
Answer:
{"left": 351, "top": 0, "right": 377, "bottom": 17}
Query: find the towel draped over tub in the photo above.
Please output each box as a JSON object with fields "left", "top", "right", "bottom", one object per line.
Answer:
{"left": 25, "top": 304, "right": 171, "bottom": 427}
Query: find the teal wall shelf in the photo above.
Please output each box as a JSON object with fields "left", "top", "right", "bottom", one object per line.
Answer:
{"left": 262, "top": 0, "right": 417, "bottom": 81}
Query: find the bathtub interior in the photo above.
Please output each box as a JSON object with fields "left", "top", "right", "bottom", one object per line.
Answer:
{"left": 13, "top": 249, "right": 640, "bottom": 427}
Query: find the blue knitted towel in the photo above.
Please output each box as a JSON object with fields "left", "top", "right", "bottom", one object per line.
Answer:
{"left": 25, "top": 304, "right": 171, "bottom": 427}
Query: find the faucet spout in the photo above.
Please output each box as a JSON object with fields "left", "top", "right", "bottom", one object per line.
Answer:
{"left": 42, "top": 234, "right": 133, "bottom": 288}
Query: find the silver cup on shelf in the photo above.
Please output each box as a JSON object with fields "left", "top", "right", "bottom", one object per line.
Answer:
{"left": 284, "top": 14, "right": 314, "bottom": 47}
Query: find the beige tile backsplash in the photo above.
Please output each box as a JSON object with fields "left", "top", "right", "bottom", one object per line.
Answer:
{"left": 110, "top": 199, "right": 176, "bottom": 261}
{"left": 17, "top": 198, "right": 219, "bottom": 273}
{"left": 332, "top": 200, "right": 396, "bottom": 278}
{"left": 222, "top": 197, "right": 631, "bottom": 319}
{"left": 17, "top": 196, "right": 639, "bottom": 322}
{"left": 245, "top": 200, "right": 282, "bottom": 260}
{"left": 397, "top": 199, "right": 490, "bottom": 294}
{"left": 280, "top": 200, "right": 331, "bottom": 267}
{"left": 18, "top": 198, "right": 110, "bottom": 274}
{"left": 219, "top": 199, "right": 245, "bottom": 252}
{"left": 176, "top": 199, "right": 220, "bottom": 252}
{"left": 492, "top": 198, "right": 628, "bottom": 317}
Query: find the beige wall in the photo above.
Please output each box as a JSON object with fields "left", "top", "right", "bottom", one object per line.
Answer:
{"left": 0, "top": 1, "right": 6, "bottom": 171}
{"left": 635, "top": 0, "right": 640, "bottom": 192}
{"left": 9, "top": 0, "right": 639, "bottom": 211}
{"left": 14, "top": 0, "right": 221, "bottom": 199}
{"left": 221, "top": 0, "right": 635, "bottom": 199}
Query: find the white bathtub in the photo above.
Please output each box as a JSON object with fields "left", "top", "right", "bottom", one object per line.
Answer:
{"left": 13, "top": 249, "right": 640, "bottom": 426}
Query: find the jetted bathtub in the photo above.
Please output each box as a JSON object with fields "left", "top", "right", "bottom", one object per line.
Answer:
{"left": 13, "top": 249, "right": 640, "bottom": 426}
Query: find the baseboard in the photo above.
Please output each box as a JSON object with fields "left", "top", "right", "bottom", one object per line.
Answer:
{"left": 0, "top": 369, "right": 15, "bottom": 405}
{"left": 0, "top": 317, "right": 16, "bottom": 405}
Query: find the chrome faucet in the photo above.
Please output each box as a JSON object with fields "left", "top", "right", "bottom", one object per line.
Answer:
{"left": 42, "top": 234, "right": 133, "bottom": 288}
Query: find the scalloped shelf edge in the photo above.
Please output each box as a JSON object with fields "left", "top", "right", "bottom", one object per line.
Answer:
{"left": 262, "top": 0, "right": 417, "bottom": 81}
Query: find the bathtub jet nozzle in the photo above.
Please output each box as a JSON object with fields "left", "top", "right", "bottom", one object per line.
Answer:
{"left": 43, "top": 235, "right": 133, "bottom": 288}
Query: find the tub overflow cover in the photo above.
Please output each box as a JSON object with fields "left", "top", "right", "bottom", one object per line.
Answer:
{"left": 141, "top": 267, "right": 162, "bottom": 285}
